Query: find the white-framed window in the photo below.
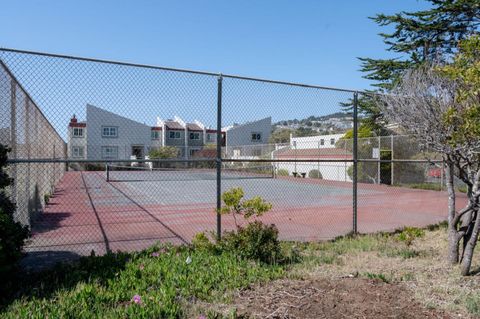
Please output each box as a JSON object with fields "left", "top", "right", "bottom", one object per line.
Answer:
{"left": 251, "top": 132, "right": 262, "bottom": 142}
{"left": 71, "top": 146, "right": 84, "bottom": 158}
{"left": 206, "top": 133, "right": 214, "bottom": 142}
{"left": 189, "top": 132, "right": 200, "bottom": 140}
{"left": 101, "top": 146, "right": 118, "bottom": 159}
{"left": 169, "top": 131, "right": 181, "bottom": 139}
{"left": 151, "top": 130, "right": 160, "bottom": 140}
{"left": 102, "top": 126, "right": 118, "bottom": 138}
{"left": 72, "top": 127, "right": 84, "bottom": 138}
{"left": 320, "top": 139, "right": 325, "bottom": 146}
{"left": 330, "top": 138, "right": 335, "bottom": 145}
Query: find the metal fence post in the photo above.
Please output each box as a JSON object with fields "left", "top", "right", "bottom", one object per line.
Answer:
{"left": 216, "top": 75, "right": 223, "bottom": 241}
{"left": 391, "top": 135, "right": 394, "bottom": 185}
{"left": 353, "top": 92, "right": 358, "bottom": 235}
{"left": 10, "top": 79, "right": 17, "bottom": 205}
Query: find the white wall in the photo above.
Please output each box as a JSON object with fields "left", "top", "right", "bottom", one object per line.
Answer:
{"left": 291, "top": 133, "right": 345, "bottom": 149}
{"left": 86, "top": 104, "right": 153, "bottom": 160}
{"left": 275, "top": 161, "right": 352, "bottom": 182}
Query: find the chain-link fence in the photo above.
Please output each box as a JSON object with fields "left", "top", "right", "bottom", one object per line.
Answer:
{"left": 0, "top": 48, "right": 450, "bottom": 263}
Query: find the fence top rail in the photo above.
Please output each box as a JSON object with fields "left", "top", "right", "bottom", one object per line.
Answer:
{"left": 0, "top": 47, "right": 361, "bottom": 93}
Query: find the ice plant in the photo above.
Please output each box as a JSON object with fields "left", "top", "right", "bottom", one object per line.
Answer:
{"left": 132, "top": 294, "right": 142, "bottom": 304}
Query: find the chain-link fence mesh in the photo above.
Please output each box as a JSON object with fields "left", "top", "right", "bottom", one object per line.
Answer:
{"left": 0, "top": 49, "right": 451, "bottom": 265}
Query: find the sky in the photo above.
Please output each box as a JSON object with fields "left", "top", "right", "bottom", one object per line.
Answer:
{"left": 0, "top": 0, "right": 432, "bottom": 91}
{"left": 0, "top": 0, "right": 433, "bottom": 138}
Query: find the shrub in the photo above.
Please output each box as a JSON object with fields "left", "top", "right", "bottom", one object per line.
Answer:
{"left": 218, "top": 221, "right": 281, "bottom": 264}
{"left": 0, "top": 145, "right": 30, "bottom": 278}
{"left": 277, "top": 169, "right": 289, "bottom": 176}
{"left": 219, "top": 187, "right": 272, "bottom": 228}
{"left": 308, "top": 169, "right": 323, "bottom": 179}
{"left": 397, "top": 227, "right": 425, "bottom": 246}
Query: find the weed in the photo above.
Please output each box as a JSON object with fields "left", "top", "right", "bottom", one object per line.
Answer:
{"left": 363, "top": 272, "right": 391, "bottom": 283}
{"left": 466, "top": 295, "right": 480, "bottom": 316}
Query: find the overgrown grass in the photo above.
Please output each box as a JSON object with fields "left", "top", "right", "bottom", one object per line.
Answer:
{"left": 1, "top": 245, "right": 284, "bottom": 318}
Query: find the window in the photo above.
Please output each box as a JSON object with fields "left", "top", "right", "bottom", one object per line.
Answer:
{"left": 190, "top": 132, "right": 200, "bottom": 140}
{"left": 169, "top": 131, "right": 181, "bottom": 139}
{"left": 101, "top": 146, "right": 118, "bottom": 159}
{"left": 102, "top": 126, "right": 118, "bottom": 138}
{"left": 330, "top": 138, "right": 335, "bottom": 145}
{"left": 151, "top": 130, "right": 160, "bottom": 140}
{"left": 71, "top": 146, "right": 84, "bottom": 158}
{"left": 72, "top": 127, "right": 84, "bottom": 138}
{"left": 320, "top": 139, "right": 325, "bottom": 146}
{"left": 251, "top": 132, "right": 262, "bottom": 142}
{"left": 206, "top": 134, "right": 215, "bottom": 142}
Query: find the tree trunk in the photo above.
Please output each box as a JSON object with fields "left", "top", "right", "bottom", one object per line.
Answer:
{"left": 460, "top": 172, "right": 480, "bottom": 273}
{"left": 461, "top": 210, "right": 480, "bottom": 276}
{"left": 446, "top": 163, "right": 460, "bottom": 264}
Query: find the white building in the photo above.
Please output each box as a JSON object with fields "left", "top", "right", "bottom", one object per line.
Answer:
{"left": 290, "top": 133, "right": 345, "bottom": 149}
{"left": 67, "top": 104, "right": 270, "bottom": 161}
{"left": 273, "top": 133, "right": 353, "bottom": 182}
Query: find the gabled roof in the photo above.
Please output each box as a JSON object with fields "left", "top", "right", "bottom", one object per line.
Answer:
{"left": 164, "top": 121, "right": 184, "bottom": 130}
{"left": 186, "top": 123, "right": 203, "bottom": 131}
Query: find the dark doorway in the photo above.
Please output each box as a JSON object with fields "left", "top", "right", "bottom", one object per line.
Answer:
{"left": 131, "top": 145, "right": 144, "bottom": 159}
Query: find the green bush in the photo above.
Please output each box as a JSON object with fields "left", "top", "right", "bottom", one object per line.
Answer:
{"left": 308, "top": 169, "right": 323, "bottom": 179}
{"left": 219, "top": 187, "right": 272, "bottom": 228}
{"left": 277, "top": 169, "right": 289, "bottom": 176}
{"left": 397, "top": 227, "right": 425, "bottom": 246}
{"left": 0, "top": 145, "right": 30, "bottom": 278}
{"left": 218, "top": 221, "right": 282, "bottom": 264}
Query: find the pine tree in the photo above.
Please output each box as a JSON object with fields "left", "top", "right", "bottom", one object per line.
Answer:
{"left": 352, "top": 0, "right": 480, "bottom": 130}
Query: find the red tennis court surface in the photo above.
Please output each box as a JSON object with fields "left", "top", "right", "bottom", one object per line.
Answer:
{"left": 25, "top": 171, "right": 467, "bottom": 259}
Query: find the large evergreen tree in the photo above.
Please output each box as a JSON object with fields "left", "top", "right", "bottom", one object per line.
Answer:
{"left": 352, "top": 0, "right": 480, "bottom": 131}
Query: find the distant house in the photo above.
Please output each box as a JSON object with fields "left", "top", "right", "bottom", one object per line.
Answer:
{"left": 67, "top": 104, "right": 269, "bottom": 161}
{"left": 272, "top": 133, "right": 353, "bottom": 182}
{"left": 223, "top": 117, "right": 272, "bottom": 159}
{"left": 290, "top": 133, "right": 345, "bottom": 149}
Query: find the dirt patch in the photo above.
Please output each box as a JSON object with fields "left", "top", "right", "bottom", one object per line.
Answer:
{"left": 226, "top": 277, "right": 451, "bottom": 318}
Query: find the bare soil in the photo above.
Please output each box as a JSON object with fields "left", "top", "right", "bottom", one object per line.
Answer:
{"left": 228, "top": 277, "right": 451, "bottom": 319}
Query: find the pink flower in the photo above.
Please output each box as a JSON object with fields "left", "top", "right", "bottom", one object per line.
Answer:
{"left": 151, "top": 252, "right": 160, "bottom": 257}
{"left": 139, "top": 264, "right": 145, "bottom": 270}
{"left": 198, "top": 316, "right": 207, "bottom": 319}
{"left": 132, "top": 294, "right": 142, "bottom": 304}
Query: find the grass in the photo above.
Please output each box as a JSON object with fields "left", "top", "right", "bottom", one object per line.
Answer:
{"left": 2, "top": 224, "right": 480, "bottom": 318}
{"left": 0, "top": 245, "right": 284, "bottom": 318}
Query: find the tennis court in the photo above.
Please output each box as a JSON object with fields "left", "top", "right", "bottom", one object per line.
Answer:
{"left": 25, "top": 168, "right": 465, "bottom": 258}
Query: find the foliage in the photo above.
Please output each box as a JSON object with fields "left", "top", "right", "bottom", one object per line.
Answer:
{"left": 397, "top": 227, "right": 425, "bottom": 247}
{"left": 269, "top": 128, "right": 292, "bottom": 143}
{"left": 277, "top": 168, "right": 289, "bottom": 176}
{"left": 0, "top": 244, "right": 283, "bottom": 318}
{"left": 148, "top": 146, "right": 179, "bottom": 159}
{"left": 218, "top": 221, "right": 282, "bottom": 264}
{"left": 219, "top": 187, "right": 272, "bottom": 228}
{"left": 379, "top": 36, "right": 480, "bottom": 275}
{"left": 308, "top": 169, "right": 323, "bottom": 179}
{"left": 0, "top": 145, "right": 30, "bottom": 280}
{"left": 351, "top": 0, "right": 480, "bottom": 129}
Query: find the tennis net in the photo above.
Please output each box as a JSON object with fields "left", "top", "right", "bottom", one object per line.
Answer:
{"left": 105, "top": 163, "right": 275, "bottom": 182}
